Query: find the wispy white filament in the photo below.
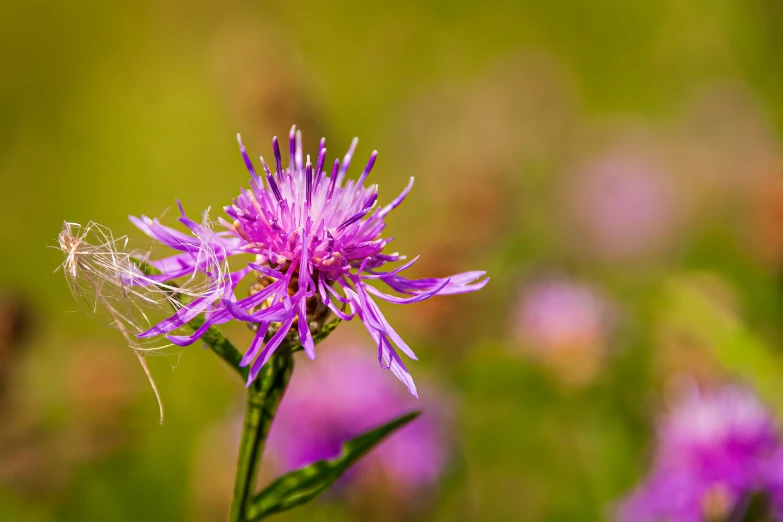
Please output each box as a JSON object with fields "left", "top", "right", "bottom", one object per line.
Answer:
{"left": 56, "top": 220, "right": 227, "bottom": 423}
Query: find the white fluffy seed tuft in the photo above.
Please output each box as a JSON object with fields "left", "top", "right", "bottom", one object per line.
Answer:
{"left": 56, "top": 219, "right": 228, "bottom": 424}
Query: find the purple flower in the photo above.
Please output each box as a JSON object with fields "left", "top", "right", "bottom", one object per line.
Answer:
{"left": 130, "top": 126, "right": 487, "bottom": 395}
{"left": 569, "top": 154, "right": 679, "bottom": 261}
{"left": 512, "top": 277, "right": 612, "bottom": 385}
{"left": 513, "top": 278, "right": 609, "bottom": 352}
{"left": 265, "top": 340, "right": 448, "bottom": 495}
{"left": 617, "top": 385, "right": 783, "bottom": 522}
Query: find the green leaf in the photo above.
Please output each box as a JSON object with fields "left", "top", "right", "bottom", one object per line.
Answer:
{"left": 730, "top": 491, "right": 773, "bottom": 522}
{"left": 659, "top": 277, "right": 783, "bottom": 412}
{"left": 246, "top": 411, "right": 421, "bottom": 521}
{"left": 313, "top": 317, "right": 341, "bottom": 344}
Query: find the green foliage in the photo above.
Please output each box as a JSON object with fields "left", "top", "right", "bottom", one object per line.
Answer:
{"left": 659, "top": 278, "right": 783, "bottom": 412}
{"left": 732, "top": 492, "right": 774, "bottom": 522}
{"left": 6, "top": 1, "right": 783, "bottom": 520}
{"left": 246, "top": 412, "right": 421, "bottom": 521}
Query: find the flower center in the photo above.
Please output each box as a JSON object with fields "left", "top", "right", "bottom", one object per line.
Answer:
{"left": 701, "top": 483, "right": 733, "bottom": 522}
{"left": 247, "top": 265, "right": 330, "bottom": 337}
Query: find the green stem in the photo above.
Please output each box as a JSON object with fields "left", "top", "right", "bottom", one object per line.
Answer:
{"left": 132, "top": 259, "right": 247, "bottom": 381}
{"left": 189, "top": 315, "right": 249, "bottom": 381}
{"left": 228, "top": 349, "right": 294, "bottom": 522}
{"left": 132, "top": 258, "right": 336, "bottom": 519}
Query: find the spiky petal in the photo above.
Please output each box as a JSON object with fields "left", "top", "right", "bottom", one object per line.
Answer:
{"left": 130, "top": 127, "right": 488, "bottom": 395}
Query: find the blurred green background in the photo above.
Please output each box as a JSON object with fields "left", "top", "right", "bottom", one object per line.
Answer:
{"left": 2, "top": 1, "right": 783, "bottom": 520}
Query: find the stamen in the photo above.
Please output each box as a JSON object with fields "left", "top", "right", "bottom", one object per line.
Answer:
{"left": 337, "top": 209, "right": 369, "bottom": 231}
{"left": 259, "top": 156, "right": 273, "bottom": 178}
{"left": 237, "top": 134, "right": 260, "bottom": 182}
{"left": 259, "top": 156, "right": 283, "bottom": 202}
{"left": 289, "top": 125, "right": 296, "bottom": 172}
{"left": 363, "top": 188, "right": 379, "bottom": 209}
{"left": 272, "top": 136, "right": 283, "bottom": 176}
{"left": 295, "top": 129, "right": 303, "bottom": 171}
{"left": 269, "top": 177, "right": 283, "bottom": 203}
{"left": 337, "top": 137, "right": 359, "bottom": 183}
{"left": 233, "top": 220, "right": 252, "bottom": 242}
{"left": 327, "top": 158, "right": 340, "bottom": 200}
{"left": 315, "top": 147, "right": 327, "bottom": 184}
{"left": 357, "top": 150, "right": 378, "bottom": 186}
{"left": 305, "top": 155, "right": 313, "bottom": 206}
{"left": 336, "top": 187, "right": 378, "bottom": 231}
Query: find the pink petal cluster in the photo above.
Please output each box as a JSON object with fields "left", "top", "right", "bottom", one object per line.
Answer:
{"left": 131, "top": 127, "right": 487, "bottom": 395}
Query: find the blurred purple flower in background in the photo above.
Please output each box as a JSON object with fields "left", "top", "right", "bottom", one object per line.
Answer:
{"left": 266, "top": 340, "right": 448, "bottom": 497}
{"left": 569, "top": 154, "right": 679, "bottom": 261}
{"left": 130, "top": 126, "right": 487, "bottom": 395}
{"left": 512, "top": 277, "right": 612, "bottom": 386}
{"left": 617, "top": 385, "right": 783, "bottom": 522}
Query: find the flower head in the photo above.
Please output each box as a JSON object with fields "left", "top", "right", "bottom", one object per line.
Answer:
{"left": 131, "top": 126, "right": 487, "bottom": 395}
{"left": 512, "top": 277, "right": 612, "bottom": 386}
{"left": 514, "top": 278, "right": 609, "bottom": 353}
{"left": 266, "top": 341, "right": 448, "bottom": 495}
{"left": 617, "top": 385, "right": 783, "bottom": 522}
{"left": 568, "top": 154, "right": 678, "bottom": 261}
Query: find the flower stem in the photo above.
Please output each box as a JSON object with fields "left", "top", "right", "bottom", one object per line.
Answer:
{"left": 228, "top": 349, "right": 294, "bottom": 522}
{"left": 131, "top": 259, "right": 249, "bottom": 382}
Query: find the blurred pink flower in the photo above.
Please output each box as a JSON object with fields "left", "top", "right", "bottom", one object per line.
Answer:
{"left": 569, "top": 154, "right": 679, "bottom": 261}
{"left": 618, "top": 385, "right": 783, "bottom": 522}
{"left": 512, "top": 277, "right": 612, "bottom": 385}
{"left": 266, "top": 340, "right": 449, "bottom": 498}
